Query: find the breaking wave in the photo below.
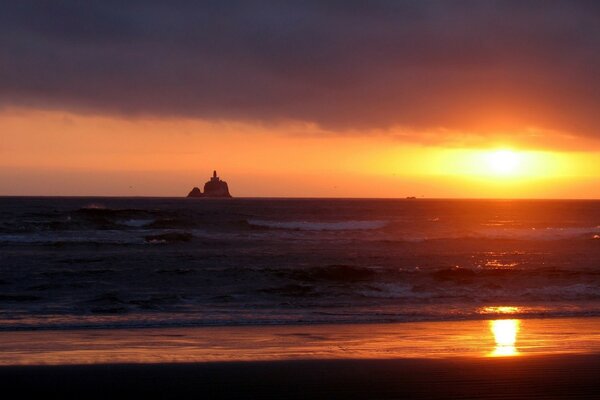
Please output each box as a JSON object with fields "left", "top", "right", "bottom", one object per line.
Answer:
{"left": 0, "top": 231, "right": 142, "bottom": 245}
{"left": 3, "top": 197, "right": 600, "bottom": 330}
{"left": 118, "top": 219, "right": 156, "bottom": 227}
{"left": 473, "top": 226, "right": 600, "bottom": 241}
{"left": 247, "top": 219, "right": 388, "bottom": 231}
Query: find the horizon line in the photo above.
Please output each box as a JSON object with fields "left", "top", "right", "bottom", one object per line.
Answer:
{"left": 1, "top": 195, "right": 599, "bottom": 201}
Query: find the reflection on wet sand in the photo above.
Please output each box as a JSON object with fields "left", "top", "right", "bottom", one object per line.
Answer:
{"left": 490, "top": 319, "right": 520, "bottom": 357}
{"left": 3, "top": 317, "right": 600, "bottom": 365}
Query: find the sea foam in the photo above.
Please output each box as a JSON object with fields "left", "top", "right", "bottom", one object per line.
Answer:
{"left": 247, "top": 219, "right": 388, "bottom": 231}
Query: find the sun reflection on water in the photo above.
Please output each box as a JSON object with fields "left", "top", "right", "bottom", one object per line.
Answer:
{"left": 481, "top": 306, "right": 521, "bottom": 315}
{"left": 490, "top": 319, "right": 520, "bottom": 357}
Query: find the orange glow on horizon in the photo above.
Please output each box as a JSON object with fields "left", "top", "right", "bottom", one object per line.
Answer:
{"left": 419, "top": 148, "right": 578, "bottom": 180}
{"left": 2, "top": 107, "right": 600, "bottom": 198}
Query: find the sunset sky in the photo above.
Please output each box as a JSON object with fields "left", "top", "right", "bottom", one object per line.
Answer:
{"left": 1, "top": 1, "right": 600, "bottom": 198}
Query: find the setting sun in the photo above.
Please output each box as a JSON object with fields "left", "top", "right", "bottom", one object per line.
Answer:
{"left": 415, "top": 146, "right": 588, "bottom": 191}
{"left": 486, "top": 150, "right": 521, "bottom": 175}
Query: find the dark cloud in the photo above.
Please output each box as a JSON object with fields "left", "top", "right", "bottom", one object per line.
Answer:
{"left": 1, "top": 1, "right": 599, "bottom": 138}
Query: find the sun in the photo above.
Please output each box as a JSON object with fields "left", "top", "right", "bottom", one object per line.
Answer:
{"left": 486, "top": 150, "right": 521, "bottom": 175}
{"left": 406, "top": 146, "right": 570, "bottom": 183}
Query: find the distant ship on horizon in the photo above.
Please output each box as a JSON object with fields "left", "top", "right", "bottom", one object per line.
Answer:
{"left": 187, "top": 170, "right": 232, "bottom": 198}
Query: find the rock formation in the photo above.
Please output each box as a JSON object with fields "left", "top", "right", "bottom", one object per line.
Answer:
{"left": 187, "top": 187, "right": 202, "bottom": 197}
{"left": 187, "top": 171, "right": 232, "bottom": 198}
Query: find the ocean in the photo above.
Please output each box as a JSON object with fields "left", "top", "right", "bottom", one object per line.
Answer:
{"left": 1, "top": 197, "right": 600, "bottom": 331}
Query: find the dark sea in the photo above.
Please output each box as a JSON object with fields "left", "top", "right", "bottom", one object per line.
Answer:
{"left": 1, "top": 197, "right": 600, "bottom": 331}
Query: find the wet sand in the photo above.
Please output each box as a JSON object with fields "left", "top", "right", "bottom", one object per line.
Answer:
{"left": 3, "top": 317, "right": 600, "bottom": 398}
{"left": 3, "top": 317, "right": 600, "bottom": 365}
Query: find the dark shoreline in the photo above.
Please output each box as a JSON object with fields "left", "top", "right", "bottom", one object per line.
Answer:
{"left": 3, "top": 354, "right": 600, "bottom": 399}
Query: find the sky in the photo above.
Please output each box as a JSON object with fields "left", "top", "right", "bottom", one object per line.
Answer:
{"left": 1, "top": 1, "right": 600, "bottom": 198}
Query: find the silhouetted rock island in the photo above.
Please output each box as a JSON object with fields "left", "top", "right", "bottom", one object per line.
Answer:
{"left": 187, "top": 171, "right": 232, "bottom": 198}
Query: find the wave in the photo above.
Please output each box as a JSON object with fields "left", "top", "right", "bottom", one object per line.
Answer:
{"left": 75, "top": 207, "right": 154, "bottom": 219}
{"left": 0, "top": 231, "right": 142, "bottom": 245}
{"left": 5, "top": 305, "right": 600, "bottom": 332}
{"left": 276, "top": 265, "right": 380, "bottom": 283}
{"left": 472, "top": 226, "right": 600, "bottom": 241}
{"left": 247, "top": 219, "right": 388, "bottom": 231}
{"left": 372, "top": 226, "right": 600, "bottom": 243}
{"left": 118, "top": 218, "right": 156, "bottom": 227}
{"left": 357, "top": 281, "right": 600, "bottom": 302}
{"left": 257, "top": 264, "right": 600, "bottom": 303}
{"left": 144, "top": 232, "right": 193, "bottom": 244}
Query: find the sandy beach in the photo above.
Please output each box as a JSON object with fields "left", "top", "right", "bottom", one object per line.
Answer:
{"left": 2, "top": 317, "right": 600, "bottom": 398}
{"left": 2, "top": 353, "right": 600, "bottom": 399}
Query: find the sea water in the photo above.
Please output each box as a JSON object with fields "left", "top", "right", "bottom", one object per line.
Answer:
{"left": 1, "top": 197, "right": 600, "bottom": 330}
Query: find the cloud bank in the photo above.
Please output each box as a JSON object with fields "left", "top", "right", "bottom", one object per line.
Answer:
{"left": 1, "top": 1, "right": 599, "bottom": 139}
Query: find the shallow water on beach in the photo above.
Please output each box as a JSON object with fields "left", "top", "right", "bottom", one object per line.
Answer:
{"left": 3, "top": 317, "right": 600, "bottom": 365}
{"left": 1, "top": 197, "right": 600, "bottom": 330}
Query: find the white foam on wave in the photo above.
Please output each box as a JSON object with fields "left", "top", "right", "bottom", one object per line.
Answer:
{"left": 355, "top": 281, "right": 600, "bottom": 302}
{"left": 522, "top": 284, "right": 600, "bottom": 300}
{"left": 475, "top": 226, "right": 600, "bottom": 241}
{"left": 247, "top": 219, "right": 389, "bottom": 231}
{"left": 358, "top": 282, "right": 428, "bottom": 299}
{"left": 81, "top": 203, "right": 106, "bottom": 209}
{"left": 118, "top": 219, "right": 155, "bottom": 227}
